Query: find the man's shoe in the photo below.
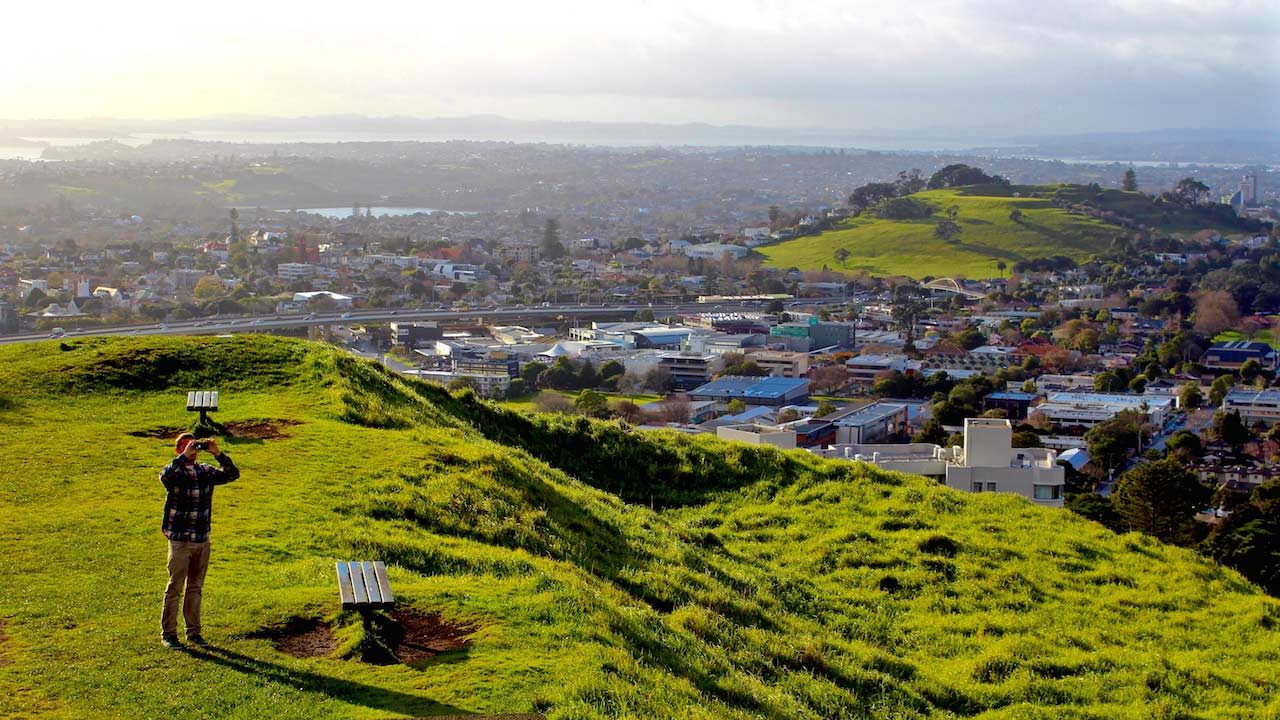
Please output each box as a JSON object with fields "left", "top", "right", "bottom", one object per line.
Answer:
{"left": 186, "top": 634, "right": 210, "bottom": 647}
{"left": 161, "top": 635, "right": 184, "bottom": 649}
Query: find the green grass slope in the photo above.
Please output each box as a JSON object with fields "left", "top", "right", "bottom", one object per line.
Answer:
{"left": 759, "top": 184, "right": 1245, "bottom": 280}
{"left": 1, "top": 336, "right": 1278, "bottom": 719}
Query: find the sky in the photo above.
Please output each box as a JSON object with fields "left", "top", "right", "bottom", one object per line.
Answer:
{"left": 2, "top": 0, "right": 1277, "bottom": 134}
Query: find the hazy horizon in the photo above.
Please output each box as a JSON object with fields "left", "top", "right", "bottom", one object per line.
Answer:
{"left": 4, "top": 0, "right": 1277, "bottom": 135}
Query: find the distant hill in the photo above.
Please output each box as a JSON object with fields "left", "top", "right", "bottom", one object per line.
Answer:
{"left": 0, "top": 336, "right": 1277, "bottom": 718}
{"left": 759, "top": 184, "right": 1261, "bottom": 280}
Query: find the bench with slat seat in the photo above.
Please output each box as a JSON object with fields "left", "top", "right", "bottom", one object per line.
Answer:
{"left": 186, "top": 390, "right": 219, "bottom": 425}
{"left": 336, "top": 560, "right": 395, "bottom": 611}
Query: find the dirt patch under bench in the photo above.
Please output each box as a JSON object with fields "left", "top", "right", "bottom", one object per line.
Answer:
{"left": 253, "top": 608, "right": 473, "bottom": 664}
{"left": 127, "top": 418, "right": 300, "bottom": 441}
{"left": 391, "top": 608, "right": 475, "bottom": 664}
{"left": 252, "top": 617, "right": 336, "bottom": 658}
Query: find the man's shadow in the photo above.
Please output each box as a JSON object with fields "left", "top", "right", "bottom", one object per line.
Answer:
{"left": 187, "top": 644, "right": 472, "bottom": 716}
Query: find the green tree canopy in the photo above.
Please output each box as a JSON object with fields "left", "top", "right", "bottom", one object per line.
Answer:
{"left": 521, "top": 361, "right": 548, "bottom": 388}
{"left": 926, "top": 164, "right": 1007, "bottom": 189}
{"left": 1203, "top": 479, "right": 1280, "bottom": 595}
{"left": 1209, "top": 375, "right": 1235, "bottom": 408}
{"left": 1113, "top": 457, "right": 1209, "bottom": 543}
{"left": 1122, "top": 167, "right": 1138, "bottom": 192}
{"left": 574, "top": 389, "right": 609, "bottom": 418}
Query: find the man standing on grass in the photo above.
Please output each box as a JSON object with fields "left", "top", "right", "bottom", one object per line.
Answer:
{"left": 159, "top": 433, "right": 239, "bottom": 649}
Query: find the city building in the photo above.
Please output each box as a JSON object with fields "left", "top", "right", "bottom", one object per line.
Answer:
{"left": 1241, "top": 173, "right": 1258, "bottom": 206}
{"left": 814, "top": 418, "right": 1065, "bottom": 507}
{"left": 748, "top": 350, "right": 810, "bottom": 377}
{"left": 690, "top": 376, "right": 810, "bottom": 407}
{"left": 845, "top": 354, "right": 908, "bottom": 386}
{"left": 1034, "top": 392, "right": 1173, "bottom": 428}
{"left": 390, "top": 322, "right": 443, "bottom": 348}
{"left": 943, "top": 419, "right": 1065, "bottom": 506}
{"left": 716, "top": 423, "right": 797, "bottom": 449}
{"left": 409, "top": 369, "right": 511, "bottom": 398}
{"left": 684, "top": 243, "right": 751, "bottom": 261}
{"left": 1201, "top": 341, "right": 1277, "bottom": 372}
{"left": 783, "top": 419, "right": 837, "bottom": 448}
{"left": 983, "top": 391, "right": 1036, "bottom": 420}
{"left": 1223, "top": 389, "right": 1280, "bottom": 426}
{"left": 277, "top": 263, "right": 319, "bottom": 281}
{"left": 658, "top": 352, "right": 717, "bottom": 390}
{"left": 825, "top": 402, "right": 910, "bottom": 444}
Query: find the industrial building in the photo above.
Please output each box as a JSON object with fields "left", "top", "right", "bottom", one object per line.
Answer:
{"left": 1034, "top": 392, "right": 1173, "bottom": 428}
{"left": 1223, "top": 390, "right": 1280, "bottom": 426}
{"left": 689, "top": 376, "right": 810, "bottom": 407}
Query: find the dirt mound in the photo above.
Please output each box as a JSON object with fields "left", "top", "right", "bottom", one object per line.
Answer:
{"left": 392, "top": 608, "right": 475, "bottom": 664}
{"left": 127, "top": 426, "right": 186, "bottom": 439}
{"left": 222, "top": 418, "right": 300, "bottom": 440}
{"left": 126, "top": 418, "right": 299, "bottom": 441}
{"left": 252, "top": 617, "right": 335, "bottom": 658}
{"left": 253, "top": 609, "right": 472, "bottom": 664}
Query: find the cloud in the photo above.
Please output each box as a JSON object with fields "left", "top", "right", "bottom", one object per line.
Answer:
{"left": 1, "top": 0, "right": 1276, "bottom": 131}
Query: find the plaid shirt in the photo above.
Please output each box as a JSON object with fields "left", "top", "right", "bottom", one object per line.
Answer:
{"left": 159, "top": 453, "right": 239, "bottom": 542}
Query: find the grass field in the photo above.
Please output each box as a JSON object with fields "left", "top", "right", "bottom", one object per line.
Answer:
{"left": 1214, "top": 329, "right": 1276, "bottom": 345}
{"left": 1, "top": 336, "right": 1278, "bottom": 719}
{"left": 759, "top": 186, "right": 1121, "bottom": 279}
{"left": 759, "top": 183, "right": 1258, "bottom": 280}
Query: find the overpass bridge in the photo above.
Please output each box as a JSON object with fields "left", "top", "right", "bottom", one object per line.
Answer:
{"left": 920, "top": 278, "right": 987, "bottom": 301}
{"left": 0, "top": 298, "right": 849, "bottom": 346}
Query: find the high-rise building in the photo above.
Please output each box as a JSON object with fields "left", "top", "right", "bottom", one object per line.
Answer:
{"left": 1240, "top": 174, "right": 1258, "bottom": 206}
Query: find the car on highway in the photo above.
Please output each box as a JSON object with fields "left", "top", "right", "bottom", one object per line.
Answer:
{"left": 340, "top": 312, "right": 352, "bottom": 319}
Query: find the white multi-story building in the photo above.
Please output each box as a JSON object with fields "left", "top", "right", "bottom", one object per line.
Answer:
{"left": 1034, "top": 392, "right": 1173, "bottom": 428}
{"left": 716, "top": 423, "right": 797, "bottom": 449}
{"left": 813, "top": 418, "right": 1065, "bottom": 507}
{"left": 1223, "top": 390, "right": 1280, "bottom": 426}
{"left": 277, "top": 263, "right": 318, "bottom": 281}
{"left": 846, "top": 354, "right": 908, "bottom": 386}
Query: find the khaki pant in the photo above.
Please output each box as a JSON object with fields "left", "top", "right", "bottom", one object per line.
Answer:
{"left": 161, "top": 540, "right": 210, "bottom": 638}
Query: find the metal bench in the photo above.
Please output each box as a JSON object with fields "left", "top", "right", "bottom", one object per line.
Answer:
{"left": 186, "top": 390, "right": 219, "bottom": 425}
{"left": 336, "top": 560, "right": 395, "bottom": 611}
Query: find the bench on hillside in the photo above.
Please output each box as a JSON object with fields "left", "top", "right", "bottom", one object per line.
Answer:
{"left": 336, "top": 560, "right": 395, "bottom": 611}
{"left": 186, "top": 390, "right": 219, "bottom": 424}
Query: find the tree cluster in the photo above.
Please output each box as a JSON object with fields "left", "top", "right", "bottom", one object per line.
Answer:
{"left": 926, "top": 164, "right": 1008, "bottom": 190}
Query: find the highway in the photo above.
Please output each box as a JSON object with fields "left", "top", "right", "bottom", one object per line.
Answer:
{"left": 1, "top": 299, "right": 849, "bottom": 346}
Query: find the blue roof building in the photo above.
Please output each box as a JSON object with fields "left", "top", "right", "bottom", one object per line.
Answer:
{"left": 984, "top": 391, "right": 1037, "bottom": 420}
{"left": 1202, "top": 341, "right": 1276, "bottom": 371}
{"left": 689, "top": 376, "right": 810, "bottom": 407}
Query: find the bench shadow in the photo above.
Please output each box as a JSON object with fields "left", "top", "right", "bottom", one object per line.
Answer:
{"left": 188, "top": 645, "right": 473, "bottom": 716}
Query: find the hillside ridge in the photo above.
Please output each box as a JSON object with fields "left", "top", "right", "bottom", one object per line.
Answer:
{"left": 759, "top": 183, "right": 1255, "bottom": 279}
{"left": 0, "top": 336, "right": 1277, "bottom": 719}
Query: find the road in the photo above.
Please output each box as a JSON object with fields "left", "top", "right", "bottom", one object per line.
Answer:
{"left": 1, "top": 299, "right": 849, "bottom": 346}
{"left": 1098, "top": 410, "right": 1204, "bottom": 496}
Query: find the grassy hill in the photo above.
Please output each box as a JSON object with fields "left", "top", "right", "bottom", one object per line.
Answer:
{"left": 1, "top": 336, "right": 1278, "bottom": 719}
{"left": 758, "top": 184, "right": 1247, "bottom": 280}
